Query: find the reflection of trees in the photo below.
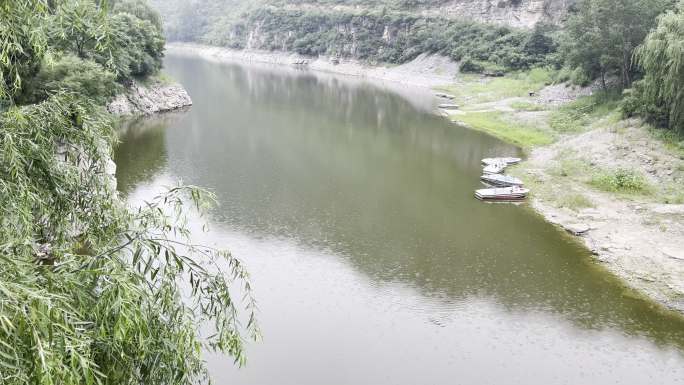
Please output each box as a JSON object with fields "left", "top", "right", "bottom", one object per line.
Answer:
{"left": 113, "top": 111, "right": 189, "bottom": 193}
{"left": 139, "top": 54, "right": 684, "bottom": 351}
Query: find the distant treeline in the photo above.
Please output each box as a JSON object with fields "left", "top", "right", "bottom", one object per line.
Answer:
{"left": 151, "top": 0, "right": 684, "bottom": 133}
{"left": 155, "top": 1, "right": 559, "bottom": 72}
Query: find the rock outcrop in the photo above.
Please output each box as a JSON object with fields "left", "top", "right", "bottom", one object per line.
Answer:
{"left": 107, "top": 81, "right": 192, "bottom": 116}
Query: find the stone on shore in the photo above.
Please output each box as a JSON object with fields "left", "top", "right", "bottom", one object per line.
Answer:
{"left": 108, "top": 80, "right": 193, "bottom": 116}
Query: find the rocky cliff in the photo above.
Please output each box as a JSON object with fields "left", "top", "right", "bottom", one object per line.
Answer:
{"left": 418, "top": 0, "right": 574, "bottom": 28}
{"left": 107, "top": 80, "right": 193, "bottom": 116}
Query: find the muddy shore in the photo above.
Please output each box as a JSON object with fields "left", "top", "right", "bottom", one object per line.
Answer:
{"left": 165, "top": 42, "right": 684, "bottom": 315}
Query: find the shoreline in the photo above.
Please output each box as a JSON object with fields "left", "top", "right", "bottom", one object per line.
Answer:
{"left": 165, "top": 42, "right": 684, "bottom": 315}
{"left": 166, "top": 43, "right": 459, "bottom": 88}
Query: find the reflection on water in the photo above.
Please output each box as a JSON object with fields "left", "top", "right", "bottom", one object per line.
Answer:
{"left": 115, "top": 54, "right": 684, "bottom": 385}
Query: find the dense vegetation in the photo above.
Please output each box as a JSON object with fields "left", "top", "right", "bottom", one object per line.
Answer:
{"left": 625, "top": 2, "right": 684, "bottom": 133}
{"left": 153, "top": 0, "right": 559, "bottom": 72}
{"left": 151, "top": 0, "right": 684, "bottom": 134}
{"left": 558, "top": 0, "right": 684, "bottom": 134}
{"left": 0, "top": 1, "right": 257, "bottom": 384}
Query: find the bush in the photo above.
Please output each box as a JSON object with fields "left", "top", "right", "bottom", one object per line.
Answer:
{"left": 590, "top": 168, "right": 650, "bottom": 193}
{"left": 17, "top": 55, "right": 120, "bottom": 105}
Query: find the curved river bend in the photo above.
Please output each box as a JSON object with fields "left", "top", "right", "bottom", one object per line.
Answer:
{"left": 115, "top": 54, "right": 684, "bottom": 385}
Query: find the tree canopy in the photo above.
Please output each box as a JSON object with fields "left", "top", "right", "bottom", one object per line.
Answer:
{"left": 1, "top": 1, "right": 258, "bottom": 384}
{"left": 630, "top": 1, "right": 684, "bottom": 133}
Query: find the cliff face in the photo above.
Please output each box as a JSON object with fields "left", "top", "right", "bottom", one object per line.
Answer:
{"left": 107, "top": 81, "right": 193, "bottom": 116}
{"left": 272, "top": 0, "right": 574, "bottom": 28}
{"left": 151, "top": 0, "right": 564, "bottom": 71}
{"left": 422, "top": 0, "right": 573, "bottom": 28}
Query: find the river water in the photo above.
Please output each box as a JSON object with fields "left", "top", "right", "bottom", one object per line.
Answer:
{"left": 115, "top": 53, "right": 684, "bottom": 385}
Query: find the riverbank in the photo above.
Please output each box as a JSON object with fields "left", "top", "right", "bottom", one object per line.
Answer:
{"left": 166, "top": 43, "right": 460, "bottom": 88}
{"left": 107, "top": 76, "right": 193, "bottom": 116}
{"left": 166, "top": 43, "right": 684, "bottom": 314}
{"left": 439, "top": 78, "right": 684, "bottom": 313}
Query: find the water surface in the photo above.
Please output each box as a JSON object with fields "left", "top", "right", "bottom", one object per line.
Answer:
{"left": 115, "top": 54, "right": 684, "bottom": 385}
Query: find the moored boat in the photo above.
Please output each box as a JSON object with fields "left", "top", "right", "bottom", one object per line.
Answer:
{"left": 481, "top": 157, "right": 522, "bottom": 166}
{"left": 480, "top": 174, "right": 524, "bottom": 187}
{"left": 475, "top": 186, "right": 529, "bottom": 201}
{"left": 438, "top": 103, "right": 459, "bottom": 110}
{"left": 435, "top": 92, "right": 456, "bottom": 99}
{"left": 483, "top": 162, "right": 507, "bottom": 174}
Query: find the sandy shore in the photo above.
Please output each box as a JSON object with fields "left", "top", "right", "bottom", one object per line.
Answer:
{"left": 167, "top": 43, "right": 460, "bottom": 88}
{"left": 166, "top": 43, "right": 684, "bottom": 315}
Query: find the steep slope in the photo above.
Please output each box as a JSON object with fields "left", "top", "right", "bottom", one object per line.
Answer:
{"left": 151, "top": 0, "right": 564, "bottom": 72}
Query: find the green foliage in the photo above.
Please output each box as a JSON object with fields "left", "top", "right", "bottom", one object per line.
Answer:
{"left": 590, "top": 168, "right": 651, "bottom": 193}
{"left": 48, "top": 0, "right": 165, "bottom": 81}
{"left": 561, "top": 0, "right": 670, "bottom": 89}
{"left": 17, "top": 54, "right": 120, "bottom": 105}
{"left": 1, "top": 1, "right": 258, "bottom": 384}
{"left": 550, "top": 92, "right": 621, "bottom": 133}
{"left": 632, "top": 1, "right": 684, "bottom": 134}
{"left": 0, "top": 0, "right": 49, "bottom": 102}
{"left": 106, "top": 12, "right": 165, "bottom": 80}
{"left": 158, "top": 1, "right": 559, "bottom": 72}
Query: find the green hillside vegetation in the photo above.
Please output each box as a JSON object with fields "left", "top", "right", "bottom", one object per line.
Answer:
{"left": 153, "top": 0, "right": 559, "bottom": 72}
{"left": 0, "top": 1, "right": 257, "bottom": 384}
{"left": 151, "top": 0, "right": 684, "bottom": 134}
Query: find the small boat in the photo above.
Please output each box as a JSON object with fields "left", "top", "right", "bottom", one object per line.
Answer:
{"left": 438, "top": 103, "right": 459, "bottom": 110}
{"left": 480, "top": 174, "right": 524, "bottom": 187}
{"left": 475, "top": 186, "right": 529, "bottom": 201}
{"left": 483, "top": 162, "right": 507, "bottom": 174}
{"left": 435, "top": 92, "right": 456, "bottom": 99}
{"left": 481, "top": 157, "right": 522, "bottom": 166}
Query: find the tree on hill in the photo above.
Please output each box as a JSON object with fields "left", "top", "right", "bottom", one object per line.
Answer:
{"left": 562, "top": 0, "right": 671, "bottom": 89}
{"left": 629, "top": 1, "right": 684, "bottom": 133}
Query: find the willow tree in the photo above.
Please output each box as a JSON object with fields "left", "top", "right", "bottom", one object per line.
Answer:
{"left": 634, "top": 1, "right": 684, "bottom": 133}
{"left": 1, "top": 1, "right": 258, "bottom": 384}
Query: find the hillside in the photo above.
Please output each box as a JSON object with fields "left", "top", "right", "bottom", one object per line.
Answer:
{"left": 150, "top": 0, "right": 568, "bottom": 72}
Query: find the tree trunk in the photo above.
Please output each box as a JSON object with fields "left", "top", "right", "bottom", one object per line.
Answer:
{"left": 601, "top": 68, "right": 607, "bottom": 91}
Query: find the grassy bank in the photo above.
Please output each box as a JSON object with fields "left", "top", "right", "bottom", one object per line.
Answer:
{"left": 438, "top": 69, "right": 684, "bottom": 205}
{"left": 439, "top": 71, "right": 624, "bottom": 151}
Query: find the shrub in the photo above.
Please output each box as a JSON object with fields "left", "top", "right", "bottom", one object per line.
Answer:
{"left": 590, "top": 168, "right": 650, "bottom": 193}
{"left": 17, "top": 55, "right": 120, "bottom": 105}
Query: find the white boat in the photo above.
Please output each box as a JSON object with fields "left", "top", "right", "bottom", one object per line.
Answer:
{"left": 481, "top": 157, "right": 522, "bottom": 166}
{"left": 438, "top": 103, "right": 459, "bottom": 110}
{"left": 483, "top": 162, "right": 507, "bottom": 174}
{"left": 435, "top": 92, "right": 456, "bottom": 99}
{"left": 475, "top": 186, "right": 529, "bottom": 201}
{"left": 480, "top": 174, "right": 524, "bottom": 187}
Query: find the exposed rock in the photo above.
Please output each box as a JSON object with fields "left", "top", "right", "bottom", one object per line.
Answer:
{"left": 662, "top": 247, "right": 684, "bottom": 261}
{"left": 563, "top": 223, "right": 590, "bottom": 235}
{"left": 108, "top": 81, "right": 192, "bottom": 116}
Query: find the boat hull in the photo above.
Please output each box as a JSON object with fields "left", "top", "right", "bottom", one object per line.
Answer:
{"left": 474, "top": 187, "right": 529, "bottom": 201}
{"left": 480, "top": 175, "right": 524, "bottom": 187}
{"left": 482, "top": 157, "right": 522, "bottom": 166}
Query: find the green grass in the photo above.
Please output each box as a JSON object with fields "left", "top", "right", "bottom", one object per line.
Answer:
{"left": 648, "top": 126, "right": 684, "bottom": 157}
{"left": 589, "top": 168, "right": 652, "bottom": 194}
{"left": 550, "top": 92, "right": 621, "bottom": 133}
{"left": 549, "top": 157, "right": 592, "bottom": 178}
{"left": 510, "top": 101, "right": 546, "bottom": 111}
{"left": 454, "top": 111, "right": 554, "bottom": 148}
{"left": 556, "top": 192, "right": 595, "bottom": 211}
{"left": 436, "top": 67, "right": 555, "bottom": 104}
